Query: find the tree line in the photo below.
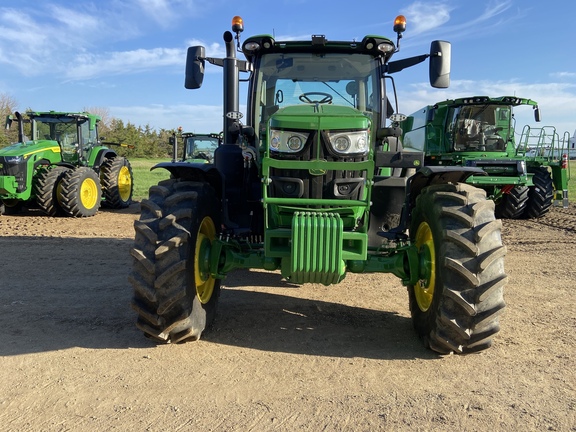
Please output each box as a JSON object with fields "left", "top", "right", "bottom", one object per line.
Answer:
{"left": 0, "top": 94, "right": 175, "bottom": 159}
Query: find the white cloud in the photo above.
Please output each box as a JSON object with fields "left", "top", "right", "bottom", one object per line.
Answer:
{"left": 401, "top": 2, "right": 453, "bottom": 35}
{"left": 67, "top": 47, "right": 185, "bottom": 80}
{"left": 49, "top": 4, "right": 99, "bottom": 31}
{"left": 109, "top": 104, "right": 224, "bottom": 132}
{"left": 550, "top": 72, "right": 576, "bottom": 79}
{"left": 134, "top": 0, "right": 206, "bottom": 28}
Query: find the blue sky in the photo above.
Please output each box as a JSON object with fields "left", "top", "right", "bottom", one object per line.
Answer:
{"left": 1, "top": 0, "right": 575, "bottom": 138}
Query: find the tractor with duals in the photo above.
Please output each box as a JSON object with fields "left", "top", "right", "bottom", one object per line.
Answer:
{"left": 400, "top": 96, "right": 570, "bottom": 219}
{"left": 1, "top": 111, "right": 134, "bottom": 217}
{"left": 130, "top": 16, "right": 507, "bottom": 354}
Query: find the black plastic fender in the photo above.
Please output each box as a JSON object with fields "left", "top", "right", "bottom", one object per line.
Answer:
{"left": 93, "top": 149, "right": 118, "bottom": 170}
{"left": 402, "top": 166, "right": 487, "bottom": 230}
{"left": 151, "top": 161, "right": 224, "bottom": 200}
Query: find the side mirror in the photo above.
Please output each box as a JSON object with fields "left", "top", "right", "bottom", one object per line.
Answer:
{"left": 534, "top": 106, "right": 541, "bottom": 122}
{"left": 429, "top": 40, "right": 451, "bottom": 89}
{"left": 185, "top": 46, "right": 206, "bottom": 89}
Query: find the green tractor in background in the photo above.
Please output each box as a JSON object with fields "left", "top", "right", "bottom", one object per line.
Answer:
{"left": 400, "top": 97, "right": 570, "bottom": 219}
{"left": 1, "top": 111, "right": 134, "bottom": 217}
{"left": 130, "top": 16, "right": 507, "bottom": 354}
{"left": 169, "top": 128, "right": 221, "bottom": 164}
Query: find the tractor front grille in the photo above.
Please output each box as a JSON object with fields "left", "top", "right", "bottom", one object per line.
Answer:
{"left": 269, "top": 132, "right": 367, "bottom": 202}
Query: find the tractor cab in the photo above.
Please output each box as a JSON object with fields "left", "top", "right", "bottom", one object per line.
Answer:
{"left": 28, "top": 112, "right": 100, "bottom": 165}
{"left": 181, "top": 132, "right": 220, "bottom": 163}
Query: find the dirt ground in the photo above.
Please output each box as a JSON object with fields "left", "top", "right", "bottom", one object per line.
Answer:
{"left": 0, "top": 202, "right": 575, "bottom": 431}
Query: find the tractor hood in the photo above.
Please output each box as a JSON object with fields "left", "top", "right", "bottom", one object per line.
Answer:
{"left": 269, "top": 105, "right": 370, "bottom": 131}
{"left": 0, "top": 140, "right": 61, "bottom": 158}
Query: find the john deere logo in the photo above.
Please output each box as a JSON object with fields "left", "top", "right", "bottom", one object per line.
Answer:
{"left": 413, "top": 160, "right": 421, "bottom": 167}
{"left": 0, "top": 163, "right": 3, "bottom": 169}
{"left": 309, "top": 168, "right": 326, "bottom": 176}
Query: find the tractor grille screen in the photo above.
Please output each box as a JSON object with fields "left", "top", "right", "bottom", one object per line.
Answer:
{"left": 0, "top": 157, "right": 28, "bottom": 192}
{"left": 269, "top": 132, "right": 367, "bottom": 201}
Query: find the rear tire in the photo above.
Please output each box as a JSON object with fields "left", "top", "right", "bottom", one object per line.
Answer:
{"left": 100, "top": 156, "right": 134, "bottom": 209}
{"left": 35, "top": 166, "right": 70, "bottom": 216}
{"left": 59, "top": 167, "right": 102, "bottom": 217}
{"left": 408, "top": 183, "right": 507, "bottom": 354}
{"left": 524, "top": 167, "right": 553, "bottom": 218}
{"left": 495, "top": 186, "right": 529, "bottom": 219}
{"left": 129, "top": 179, "right": 221, "bottom": 343}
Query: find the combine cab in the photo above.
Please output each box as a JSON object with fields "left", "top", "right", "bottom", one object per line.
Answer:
{"left": 130, "top": 16, "right": 507, "bottom": 354}
{"left": 1, "top": 111, "right": 134, "bottom": 216}
{"left": 401, "top": 97, "right": 570, "bottom": 218}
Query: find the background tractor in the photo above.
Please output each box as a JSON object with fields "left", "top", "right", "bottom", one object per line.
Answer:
{"left": 1, "top": 111, "right": 134, "bottom": 217}
{"left": 130, "top": 16, "right": 507, "bottom": 354}
{"left": 400, "top": 97, "right": 570, "bottom": 219}
{"left": 169, "top": 128, "right": 221, "bottom": 163}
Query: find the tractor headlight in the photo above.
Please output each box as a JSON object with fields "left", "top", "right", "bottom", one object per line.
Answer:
{"left": 327, "top": 130, "right": 369, "bottom": 156}
{"left": 269, "top": 129, "right": 309, "bottom": 153}
{"left": 4, "top": 156, "right": 24, "bottom": 164}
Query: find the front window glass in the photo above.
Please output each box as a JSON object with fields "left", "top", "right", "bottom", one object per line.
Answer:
{"left": 451, "top": 104, "right": 511, "bottom": 151}
{"left": 252, "top": 52, "right": 380, "bottom": 138}
{"left": 184, "top": 135, "right": 219, "bottom": 161}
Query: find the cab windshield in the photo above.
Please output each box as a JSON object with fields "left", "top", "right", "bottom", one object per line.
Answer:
{"left": 251, "top": 52, "right": 381, "bottom": 137}
{"left": 448, "top": 104, "right": 511, "bottom": 151}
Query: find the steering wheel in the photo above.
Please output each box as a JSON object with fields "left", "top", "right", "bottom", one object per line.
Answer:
{"left": 299, "top": 92, "right": 333, "bottom": 104}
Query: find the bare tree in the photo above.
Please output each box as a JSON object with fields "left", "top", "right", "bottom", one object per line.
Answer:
{"left": 0, "top": 93, "right": 19, "bottom": 147}
{"left": 83, "top": 106, "right": 113, "bottom": 137}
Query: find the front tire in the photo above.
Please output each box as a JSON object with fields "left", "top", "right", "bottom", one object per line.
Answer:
{"left": 524, "top": 167, "right": 553, "bottom": 218}
{"left": 100, "top": 156, "right": 134, "bottom": 209}
{"left": 59, "top": 167, "right": 102, "bottom": 217}
{"left": 129, "top": 179, "right": 221, "bottom": 343}
{"left": 0, "top": 199, "right": 23, "bottom": 215}
{"left": 496, "top": 186, "right": 529, "bottom": 219}
{"left": 408, "top": 183, "right": 507, "bottom": 354}
{"left": 34, "top": 166, "right": 70, "bottom": 216}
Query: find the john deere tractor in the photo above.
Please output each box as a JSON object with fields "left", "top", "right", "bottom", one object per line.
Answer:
{"left": 1, "top": 111, "right": 134, "bottom": 217}
{"left": 130, "top": 16, "right": 507, "bottom": 354}
{"left": 400, "top": 97, "right": 570, "bottom": 219}
{"left": 169, "top": 129, "right": 221, "bottom": 163}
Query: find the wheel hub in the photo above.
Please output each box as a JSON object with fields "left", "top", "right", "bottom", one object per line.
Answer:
{"left": 414, "top": 221, "right": 436, "bottom": 312}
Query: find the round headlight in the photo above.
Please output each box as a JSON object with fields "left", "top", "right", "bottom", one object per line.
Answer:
{"left": 271, "top": 134, "right": 280, "bottom": 150}
{"left": 356, "top": 135, "right": 367, "bottom": 152}
{"left": 287, "top": 135, "right": 304, "bottom": 151}
{"left": 333, "top": 136, "right": 351, "bottom": 152}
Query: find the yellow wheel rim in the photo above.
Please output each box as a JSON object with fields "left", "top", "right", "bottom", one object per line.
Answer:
{"left": 118, "top": 166, "right": 132, "bottom": 201}
{"left": 194, "top": 216, "right": 216, "bottom": 304}
{"left": 414, "top": 221, "right": 436, "bottom": 312}
{"left": 80, "top": 177, "right": 99, "bottom": 209}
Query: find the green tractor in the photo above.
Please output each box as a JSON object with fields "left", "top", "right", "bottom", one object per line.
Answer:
{"left": 1, "top": 111, "right": 134, "bottom": 217}
{"left": 130, "top": 16, "right": 507, "bottom": 354}
{"left": 400, "top": 97, "right": 570, "bottom": 219}
{"left": 169, "top": 128, "right": 221, "bottom": 164}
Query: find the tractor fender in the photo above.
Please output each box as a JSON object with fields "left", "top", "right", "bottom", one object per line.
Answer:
{"left": 34, "top": 159, "right": 76, "bottom": 171}
{"left": 152, "top": 161, "right": 224, "bottom": 200}
{"left": 92, "top": 148, "right": 118, "bottom": 169}
{"left": 403, "top": 166, "right": 487, "bottom": 226}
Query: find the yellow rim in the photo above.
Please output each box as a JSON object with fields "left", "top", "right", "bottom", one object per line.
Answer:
{"left": 414, "top": 221, "right": 436, "bottom": 312}
{"left": 118, "top": 165, "right": 132, "bottom": 201}
{"left": 80, "top": 177, "right": 99, "bottom": 209}
{"left": 194, "top": 216, "right": 216, "bottom": 304}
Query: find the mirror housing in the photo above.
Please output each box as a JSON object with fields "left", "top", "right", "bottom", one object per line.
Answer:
{"left": 429, "top": 40, "right": 451, "bottom": 88}
{"left": 185, "top": 46, "right": 206, "bottom": 89}
{"left": 534, "top": 106, "right": 541, "bottom": 122}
